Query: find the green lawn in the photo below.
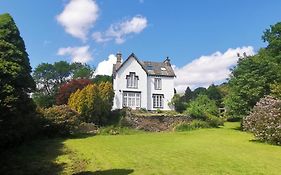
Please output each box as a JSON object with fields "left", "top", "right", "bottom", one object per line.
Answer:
{"left": 1, "top": 122, "right": 281, "bottom": 175}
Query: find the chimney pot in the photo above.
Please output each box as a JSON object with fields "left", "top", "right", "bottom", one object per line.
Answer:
{"left": 116, "top": 52, "right": 122, "bottom": 64}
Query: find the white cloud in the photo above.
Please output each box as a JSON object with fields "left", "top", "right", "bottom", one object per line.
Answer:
{"left": 174, "top": 46, "right": 255, "bottom": 93}
{"left": 94, "top": 54, "right": 120, "bottom": 76}
{"left": 92, "top": 16, "right": 148, "bottom": 44}
{"left": 57, "top": 45, "right": 92, "bottom": 63}
{"left": 56, "top": 0, "right": 99, "bottom": 41}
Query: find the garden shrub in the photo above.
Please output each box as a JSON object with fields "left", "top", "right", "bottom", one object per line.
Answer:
{"left": 174, "top": 120, "right": 210, "bottom": 131}
{"left": 186, "top": 95, "right": 218, "bottom": 119}
{"left": 206, "top": 114, "right": 224, "bottom": 128}
{"left": 243, "top": 96, "right": 281, "bottom": 145}
{"left": 68, "top": 82, "right": 114, "bottom": 125}
{"left": 40, "top": 105, "right": 81, "bottom": 136}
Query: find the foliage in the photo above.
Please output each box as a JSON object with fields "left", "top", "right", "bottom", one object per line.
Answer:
{"left": 92, "top": 75, "right": 112, "bottom": 84}
{"left": 193, "top": 87, "right": 207, "bottom": 98}
{"left": 186, "top": 95, "right": 218, "bottom": 119}
{"left": 0, "top": 13, "right": 37, "bottom": 149}
{"left": 205, "top": 113, "right": 224, "bottom": 128}
{"left": 98, "top": 82, "right": 115, "bottom": 124}
{"left": 33, "top": 92, "right": 56, "bottom": 108}
{"left": 182, "top": 86, "right": 193, "bottom": 102}
{"left": 207, "top": 84, "right": 223, "bottom": 107}
{"left": 71, "top": 62, "right": 94, "bottom": 79}
{"left": 33, "top": 61, "right": 95, "bottom": 107}
{"left": 243, "top": 96, "right": 281, "bottom": 145}
{"left": 68, "top": 82, "right": 114, "bottom": 125}
{"left": 56, "top": 79, "right": 92, "bottom": 105}
{"left": 225, "top": 22, "right": 281, "bottom": 117}
{"left": 270, "top": 82, "right": 281, "bottom": 99}
{"left": 40, "top": 105, "right": 81, "bottom": 136}
{"left": 170, "top": 94, "right": 186, "bottom": 113}
{"left": 174, "top": 120, "right": 210, "bottom": 131}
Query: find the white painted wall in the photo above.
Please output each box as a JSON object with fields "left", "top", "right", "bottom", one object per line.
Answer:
{"left": 113, "top": 56, "right": 148, "bottom": 110}
{"left": 147, "top": 76, "right": 174, "bottom": 110}
{"left": 113, "top": 55, "right": 175, "bottom": 110}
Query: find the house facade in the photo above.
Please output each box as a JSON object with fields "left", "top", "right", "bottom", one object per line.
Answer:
{"left": 112, "top": 53, "right": 176, "bottom": 110}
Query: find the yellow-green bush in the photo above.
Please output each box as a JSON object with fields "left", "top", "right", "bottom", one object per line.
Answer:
{"left": 68, "top": 82, "right": 114, "bottom": 125}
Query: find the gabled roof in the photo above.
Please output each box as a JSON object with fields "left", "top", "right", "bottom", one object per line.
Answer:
{"left": 113, "top": 53, "right": 176, "bottom": 77}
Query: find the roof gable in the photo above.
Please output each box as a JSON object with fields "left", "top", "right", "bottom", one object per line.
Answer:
{"left": 113, "top": 53, "right": 176, "bottom": 77}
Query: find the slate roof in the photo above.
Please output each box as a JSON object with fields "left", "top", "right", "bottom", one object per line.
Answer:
{"left": 113, "top": 53, "right": 176, "bottom": 77}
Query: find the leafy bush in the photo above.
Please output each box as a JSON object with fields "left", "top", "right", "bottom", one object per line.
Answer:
{"left": 243, "top": 96, "right": 281, "bottom": 145}
{"left": 68, "top": 82, "right": 114, "bottom": 125}
{"left": 40, "top": 105, "right": 81, "bottom": 136}
{"left": 270, "top": 82, "right": 281, "bottom": 99}
{"left": 186, "top": 95, "right": 218, "bottom": 119}
{"left": 170, "top": 94, "right": 186, "bottom": 113}
{"left": 206, "top": 114, "right": 224, "bottom": 128}
{"left": 174, "top": 120, "right": 210, "bottom": 131}
{"left": 32, "top": 92, "right": 55, "bottom": 108}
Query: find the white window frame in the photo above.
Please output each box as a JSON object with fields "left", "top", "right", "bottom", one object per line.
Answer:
{"left": 154, "top": 78, "right": 162, "bottom": 90}
{"left": 123, "top": 92, "right": 141, "bottom": 108}
{"left": 126, "top": 72, "right": 138, "bottom": 89}
{"left": 153, "top": 94, "right": 164, "bottom": 108}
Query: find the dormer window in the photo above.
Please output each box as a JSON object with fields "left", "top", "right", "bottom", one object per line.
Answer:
{"left": 126, "top": 72, "right": 138, "bottom": 88}
{"left": 154, "top": 78, "right": 162, "bottom": 90}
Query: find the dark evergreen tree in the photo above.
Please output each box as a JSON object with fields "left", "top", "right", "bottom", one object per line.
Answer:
{"left": 182, "top": 86, "right": 193, "bottom": 102}
{"left": 0, "top": 13, "right": 37, "bottom": 149}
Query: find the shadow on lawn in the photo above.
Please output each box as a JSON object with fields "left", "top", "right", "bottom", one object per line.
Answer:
{"left": 0, "top": 138, "right": 66, "bottom": 175}
{"left": 74, "top": 169, "right": 134, "bottom": 175}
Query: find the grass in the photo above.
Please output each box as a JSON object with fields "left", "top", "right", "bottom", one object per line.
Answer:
{"left": 1, "top": 122, "right": 281, "bottom": 175}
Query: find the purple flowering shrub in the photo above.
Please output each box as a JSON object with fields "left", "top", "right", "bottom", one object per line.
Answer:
{"left": 243, "top": 96, "right": 281, "bottom": 145}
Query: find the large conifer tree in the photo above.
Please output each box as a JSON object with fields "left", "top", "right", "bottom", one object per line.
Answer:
{"left": 0, "top": 13, "right": 36, "bottom": 148}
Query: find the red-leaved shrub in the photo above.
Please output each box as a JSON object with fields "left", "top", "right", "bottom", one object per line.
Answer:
{"left": 56, "top": 79, "right": 92, "bottom": 105}
{"left": 243, "top": 96, "right": 281, "bottom": 145}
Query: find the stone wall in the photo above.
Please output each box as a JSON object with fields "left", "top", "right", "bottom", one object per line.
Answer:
{"left": 120, "top": 110, "right": 191, "bottom": 132}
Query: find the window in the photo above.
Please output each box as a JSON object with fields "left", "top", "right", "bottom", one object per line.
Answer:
{"left": 153, "top": 94, "right": 164, "bottom": 108}
{"left": 126, "top": 72, "right": 138, "bottom": 88}
{"left": 123, "top": 92, "right": 141, "bottom": 108}
{"left": 154, "top": 78, "right": 162, "bottom": 90}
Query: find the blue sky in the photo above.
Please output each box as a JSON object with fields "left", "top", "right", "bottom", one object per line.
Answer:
{"left": 1, "top": 0, "right": 281, "bottom": 91}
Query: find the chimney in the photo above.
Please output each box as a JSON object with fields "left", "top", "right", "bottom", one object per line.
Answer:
{"left": 164, "top": 56, "right": 171, "bottom": 66}
{"left": 116, "top": 52, "right": 122, "bottom": 64}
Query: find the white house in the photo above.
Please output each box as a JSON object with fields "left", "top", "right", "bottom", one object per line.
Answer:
{"left": 112, "top": 53, "right": 176, "bottom": 110}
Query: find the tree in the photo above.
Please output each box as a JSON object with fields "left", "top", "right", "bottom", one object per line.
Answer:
{"left": 182, "top": 86, "right": 193, "bottom": 102}
{"left": 98, "top": 82, "right": 114, "bottom": 124}
{"left": 33, "top": 63, "right": 56, "bottom": 95}
{"left": 0, "top": 13, "right": 36, "bottom": 148}
{"left": 56, "top": 79, "right": 92, "bottom": 105}
{"left": 207, "top": 84, "right": 223, "bottom": 107}
{"left": 68, "top": 82, "right": 114, "bottom": 125}
{"left": 53, "top": 61, "right": 71, "bottom": 83}
{"left": 262, "top": 22, "right": 281, "bottom": 58}
{"left": 71, "top": 62, "right": 94, "bottom": 79}
{"left": 68, "top": 84, "right": 101, "bottom": 123}
{"left": 225, "top": 22, "right": 281, "bottom": 117}
{"left": 93, "top": 75, "right": 112, "bottom": 84}
{"left": 193, "top": 87, "right": 207, "bottom": 99}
